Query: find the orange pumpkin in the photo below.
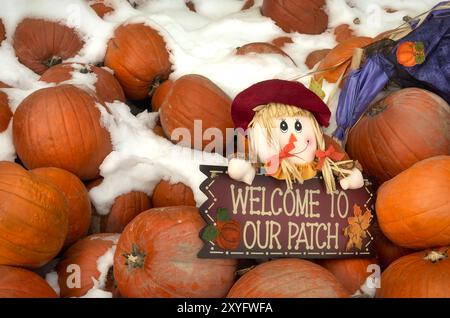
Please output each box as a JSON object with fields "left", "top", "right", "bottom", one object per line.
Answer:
{"left": 159, "top": 74, "right": 233, "bottom": 153}
{"left": 317, "top": 258, "right": 378, "bottom": 294}
{"left": 104, "top": 23, "right": 172, "bottom": 100}
{"left": 261, "top": 0, "right": 328, "bottom": 35}
{"left": 305, "top": 49, "right": 331, "bottom": 69}
{"left": 375, "top": 230, "right": 413, "bottom": 270}
{"left": 0, "top": 19, "right": 5, "bottom": 43}
{"left": 315, "top": 36, "right": 373, "bottom": 83}
{"left": 0, "top": 161, "right": 68, "bottom": 268}
{"left": 271, "top": 36, "right": 293, "bottom": 49}
{"left": 57, "top": 234, "right": 119, "bottom": 298}
{"left": 0, "top": 265, "right": 58, "bottom": 298}
{"left": 152, "top": 124, "right": 166, "bottom": 138}
{"left": 0, "top": 89, "right": 11, "bottom": 132}
{"left": 376, "top": 247, "right": 450, "bottom": 298}
{"left": 13, "top": 18, "right": 84, "bottom": 74}
{"left": 114, "top": 206, "right": 237, "bottom": 298}
{"left": 13, "top": 84, "right": 112, "bottom": 181}
{"left": 40, "top": 63, "right": 125, "bottom": 103}
{"left": 151, "top": 80, "right": 173, "bottom": 112}
{"left": 87, "top": 179, "right": 152, "bottom": 233}
{"left": 334, "top": 24, "right": 354, "bottom": 43}
{"left": 152, "top": 180, "right": 196, "bottom": 207}
{"left": 88, "top": 0, "right": 114, "bottom": 18}
{"left": 227, "top": 259, "right": 349, "bottom": 298}
{"left": 376, "top": 156, "right": 450, "bottom": 250}
{"left": 346, "top": 88, "right": 450, "bottom": 184}
{"left": 32, "top": 167, "right": 92, "bottom": 247}
{"left": 396, "top": 41, "right": 426, "bottom": 67}
{"left": 236, "top": 42, "right": 296, "bottom": 65}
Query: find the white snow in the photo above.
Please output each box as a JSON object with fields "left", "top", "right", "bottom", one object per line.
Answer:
{"left": 0, "top": 0, "right": 443, "bottom": 214}
{"left": 45, "top": 271, "right": 61, "bottom": 297}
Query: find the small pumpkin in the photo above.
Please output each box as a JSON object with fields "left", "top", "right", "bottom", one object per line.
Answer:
{"left": 13, "top": 84, "right": 112, "bottom": 180}
{"left": 151, "top": 80, "right": 173, "bottom": 112}
{"left": 315, "top": 36, "right": 373, "bottom": 83}
{"left": 305, "top": 49, "right": 331, "bottom": 69}
{"left": 57, "top": 234, "right": 119, "bottom": 298}
{"left": 0, "top": 161, "right": 68, "bottom": 268}
{"left": 396, "top": 41, "right": 426, "bottom": 67}
{"left": 376, "top": 247, "right": 450, "bottom": 298}
{"left": 0, "top": 265, "right": 58, "bottom": 298}
{"left": 104, "top": 23, "right": 172, "bottom": 100}
{"left": 376, "top": 156, "right": 450, "bottom": 250}
{"left": 32, "top": 167, "right": 92, "bottom": 247}
{"left": 0, "top": 89, "right": 12, "bottom": 132}
{"left": 152, "top": 180, "right": 196, "bottom": 207}
{"left": 114, "top": 206, "right": 237, "bottom": 298}
{"left": 317, "top": 258, "right": 378, "bottom": 294}
{"left": 346, "top": 88, "right": 450, "bottom": 184}
{"left": 227, "top": 259, "right": 349, "bottom": 298}
{"left": 236, "top": 42, "right": 296, "bottom": 65}
{"left": 13, "top": 18, "right": 84, "bottom": 74}
{"left": 88, "top": 0, "right": 114, "bottom": 18}
{"left": 261, "top": 0, "right": 328, "bottom": 35}
{"left": 334, "top": 24, "right": 354, "bottom": 43}
{"left": 159, "top": 74, "right": 233, "bottom": 153}
{"left": 40, "top": 63, "right": 125, "bottom": 104}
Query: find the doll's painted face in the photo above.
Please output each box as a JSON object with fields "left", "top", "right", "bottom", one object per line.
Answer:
{"left": 274, "top": 115, "right": 317, "bottom": 165}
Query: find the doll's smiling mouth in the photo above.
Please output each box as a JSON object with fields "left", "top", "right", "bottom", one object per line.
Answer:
{"left": 290, "top": 140, "right": 309, "bottom": 156}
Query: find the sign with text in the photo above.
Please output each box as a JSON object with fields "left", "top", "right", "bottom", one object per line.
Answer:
{"left": 198, "top": 165, "right": 376, "bottom": 259}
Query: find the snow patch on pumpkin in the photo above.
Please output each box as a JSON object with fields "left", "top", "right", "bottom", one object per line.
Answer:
{"left": 45, "top": 271, "right": 61, "bottom": 297}
{"left": 0, "top": 118, "right": 15, "bottom": 162}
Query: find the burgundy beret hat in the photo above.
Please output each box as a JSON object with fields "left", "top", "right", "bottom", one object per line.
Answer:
{"left": 231, "top": 79, "right": 331, "bottom": 129}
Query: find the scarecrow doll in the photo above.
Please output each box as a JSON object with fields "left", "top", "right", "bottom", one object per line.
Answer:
{"left": 228, "top": 79, "right": 364, "bottom": 193}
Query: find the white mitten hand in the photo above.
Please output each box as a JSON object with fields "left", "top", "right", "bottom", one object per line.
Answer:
{"left": 340, "top": 167, "right": 364, "bottom": 190}
{"left": 228, "top": 158, "right": 256, "bottom": 185}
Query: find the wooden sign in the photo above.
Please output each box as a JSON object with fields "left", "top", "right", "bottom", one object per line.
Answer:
{"left": 198, "top": 165, "right": 376, "bottom": 259}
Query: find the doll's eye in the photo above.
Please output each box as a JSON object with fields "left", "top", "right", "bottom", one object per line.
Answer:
{"left": 295, "top": 120, "right": 302, "bottom": 133}
{"left": 279, "top": 120, "right": 288, "bottom": 133}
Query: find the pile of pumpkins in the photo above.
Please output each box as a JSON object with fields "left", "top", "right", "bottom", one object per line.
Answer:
{"left": 1, "top": 0, "right": 450, "bottom": 298}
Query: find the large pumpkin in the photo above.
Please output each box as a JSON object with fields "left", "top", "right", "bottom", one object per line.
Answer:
{"left": 375, "top": 230, "right": 413, "bottom": 270}
{"left": 151, "top": 80, "right": 173, "bottom": 112}
{"left": 261, "top": 0, "right": 328, "bottom": 35}
{"left": 104, "top": 23, "right": 172, "bottom": 100}
{"left": 317, "top": 258, "right": 378, "bottom": 294}
{"left": 13, "top": 84, "right": 112, "bottom": 180}
{"left": 13, "top": 18, "right": 84, "bottom": 74}
{"left": 376, "top": 156, "right": 450, "bottom": 249}
{"left": 159, "top": 74, "right": 233, "bottom": 152}
{"left": 88, "top": 179, "right": 152, "bottom": 233}
{"left": 114, "top": 206, "right": 237, "bottom": 298}
{"left": 40, "top": 63, "right": 125, "bottom": 103}
{"left": 0, "top": 89, "right": 11, "bottom": 132}
{"left": 57, "top": 234, "right": 119, "bottom": 298}
{"left": 0, "top": 265, "right": 57, "bottom": 298}
{"left": 227, "top": 259, "right": 349, "bottom": 298}
{"left": 0, "top": 161, "right": 68, "bottom": 268}
{"left": 376, "top": 247, "right": 450, "bottom": 298}
{"left": 152, "top": 180, "right": 196, "bottom": 207}
{"left": 315, "top": 36, "right": 373, "bottom": 83}
{"left": 346, "top": 88, "right": 450, "bottom": 184}
{"left": 32, "top": 167, "right": 92, "bottom": 247}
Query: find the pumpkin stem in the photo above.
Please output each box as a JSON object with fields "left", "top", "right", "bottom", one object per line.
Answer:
{"left": 43, "top": 55, "right": 63, "bottom": 68}
{"left": 123, "top": 244, "right": 146, "bottom": 270}
{"left": 148, "top": 75, "right": 162, "bottom": 97}
{"left": 424, "top": 250, "right": 448, "bottom": 263}
{"left": 80, "top": 67, "right": 91, "bottom": 74}
{"left": 367, "top": 103, "right": 387, "bottom": 117}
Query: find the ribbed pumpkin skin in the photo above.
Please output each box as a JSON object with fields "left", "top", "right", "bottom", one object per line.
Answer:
{"left": 152, "top": 180, "right": 196, "bottom": 207}
{"left": 227, "top": 259, "right": 349, "bottom": 298}
{"left": 376, "top": 156, "right": 450, "bottom": 249}
{"left": 317, "top": 258, "right": 378, "bottom": 294}
{"left": 57, "top": 233, "right": 119, "bottom": 298}
{"left": 40, "top": 63, "right": 125, "bottom": 104}
{"left": 315, "top": 36, "right": 373, "bottom": 83}
{"left": 114, "top": 206, "right": 237, "bottom": 298}
{"left": 13, "top": 85, "right": 112, "bottom": 181}
{"left": 261, "top": 0, "right": 328, "bottom": 35}
{"left": 0, "top": 90, "right": 11, "bottom": 132}
{"left": 13, "top": 18, "right": 84, "bottom": 75}
{"left": 104, "top": 23, "right": 172, "bottom": 100}
{"left": 0, "top": 265, "right": 58, "bottom": 298}
{"left": 0, "top": 161, "right": 68, "bottom": 268}
{"left": 347, "top": 89, "right": 450, "bottom": 184}
{"left": 151, "top": 80, "right": 173, "bottom": 112}
{"left": 32, "top": 167, "right": 92, "bottom": 247}
{"left": 376, "top": 248, "right": 450, "bottom": 298}
{"left": 159, "top": 74, "right": 233, "bottom": 152}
